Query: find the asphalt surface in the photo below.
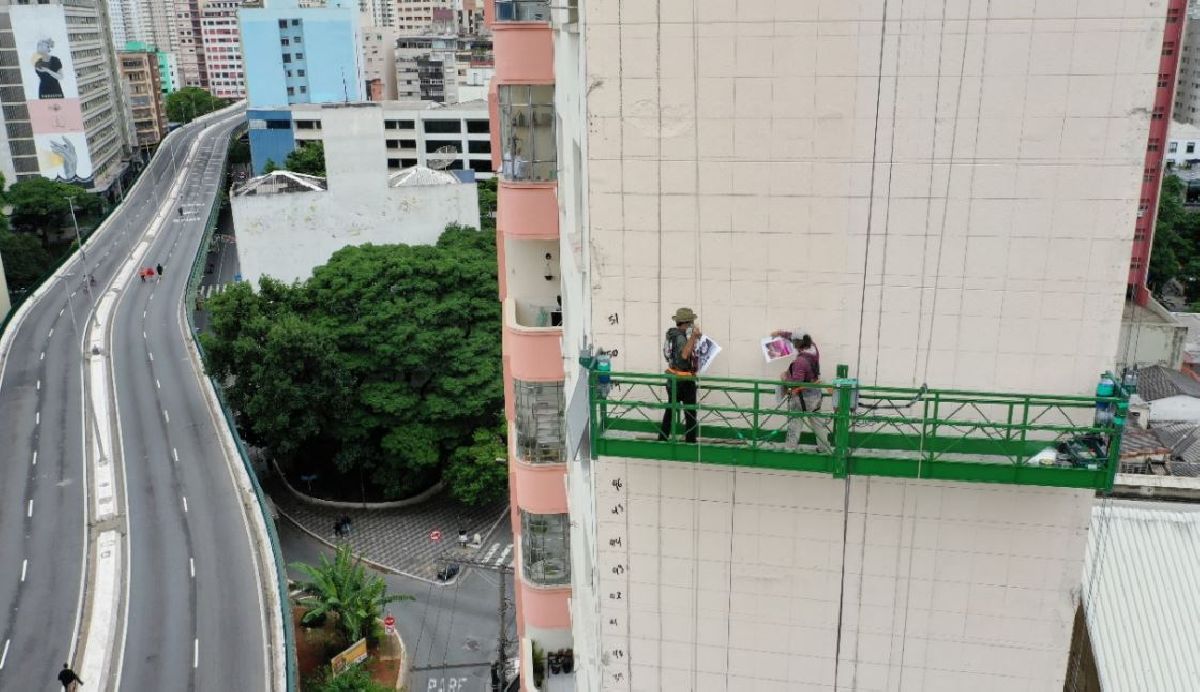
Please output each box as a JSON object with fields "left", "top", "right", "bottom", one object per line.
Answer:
{"left": 279, "top": 517, "right": 515, "bottom": 692}
{"left": 0, "top": 109, "right": 269, "bottom": 691}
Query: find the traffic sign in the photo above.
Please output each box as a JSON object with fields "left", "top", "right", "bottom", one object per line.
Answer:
{"left": 430, "top": 530, "right": 442, "bottom": 542}
{"left": 384, "top": 614, "right": 395, "bottom": 631}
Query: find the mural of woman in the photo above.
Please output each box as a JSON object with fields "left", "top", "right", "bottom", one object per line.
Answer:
{"left": 33, "top": 37, "right": 63, "bottom": 99}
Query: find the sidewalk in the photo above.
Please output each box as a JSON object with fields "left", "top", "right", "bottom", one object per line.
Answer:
{"left": 267, "top": 477, "right": 508, "bottom": 582}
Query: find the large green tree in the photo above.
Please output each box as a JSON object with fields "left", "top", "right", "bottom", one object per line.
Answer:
{"left": 307, "top": 663, "right": 390, "bottom": 692}
{"left": 6, "top": 178, "right": 102, "bottom": 245}
{"left": 0, "top": 230, "right": 54, "bottom": 293}
{"left": 444, "top": 425, "right": 508, "bottom": 507}
{"left": 166, "top": 87, "right": 225, "bottom": 124}
{"left": 476, "top": 176, "right": 497, "bottom": 231}
{"left": 202, "top": 225, "right": 504, "bottom": 500}
{"left": 284, "top": 141, "right": 326, "bottom": 176}
{"left": 291, "top": 545, "right": 412, "bottom": 644}
{"left": 1149, "top": 175, "right": 1200, "bottom": 301}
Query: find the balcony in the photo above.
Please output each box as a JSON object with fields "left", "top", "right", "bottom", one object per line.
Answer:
{"left": 495, "top": 0, "right": 550, "bottom": 22}
{"left": 504, "top": 297, "right": 563, "bottom": 382}
{"left": 587, "top": 365, "right": 1130, "bottom": 490}
{"left": 498, "top": 180, "right": 558, "bottom": 238}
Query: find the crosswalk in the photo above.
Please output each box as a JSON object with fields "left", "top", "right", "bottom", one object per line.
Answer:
{"left": 479, "top": 542, "right": 514, "bottom": 568}
{"left": 198, "top": 283, "right": 231, "bottom": 299}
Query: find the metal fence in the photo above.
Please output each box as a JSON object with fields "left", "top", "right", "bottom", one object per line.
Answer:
{"left": 590, "top": 365, "right": 1128, "bottom": 490}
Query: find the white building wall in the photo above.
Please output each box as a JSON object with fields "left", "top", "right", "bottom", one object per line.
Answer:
{"left": 594, "top": 459, "right": 1092, "bottom": 691}
{"left": 560, "top": 2, "right": 1168, "bottom": 691}
{"left": 232, "top": 182, "right": 479, "bottom": 285}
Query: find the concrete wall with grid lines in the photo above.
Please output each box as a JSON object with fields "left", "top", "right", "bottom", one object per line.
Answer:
{"left": 566, "top": 1, "right": 1169, "bottom": 691}
{"left": 594, "top": 458, "right": 1092, "bottom": 692}
{"left": 582, "top": 1, "right": 1162, "bottom": 396}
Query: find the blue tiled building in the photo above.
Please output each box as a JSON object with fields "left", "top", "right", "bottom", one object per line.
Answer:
{"left": 239, "top": 0, "right": 363, "bottom": 172}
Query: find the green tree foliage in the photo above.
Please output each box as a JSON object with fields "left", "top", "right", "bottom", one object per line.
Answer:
{"left": 262, "top": 158, "right": 279, "bottom": 174}
{"left": 0, "top": 230, "right": 54, "bottom": 292}
{"left": 284, "top": 141, "right": 326, "bottom": 177}
{"left": 307, "top": 663, "right": 390, "bottom": 692}
{"left": 444, "top": 425, "right": 508, "bottom": 507}
{"left": 291, "top": 545, "right": 412, "bottom": 644}
{"left": 228, "top": 137, "right": 251, "bottom": 165}
{"left": 6, "top": 178, "right": 102, "bottom": 245}
{"left": 202, "top": 226, "right": 503, "bottom": 500}
{"left": 165, "top": 87, "right": 225, "bottom": 124}
{"left": 1150, "top": 175, "right": 1200, "bottom": 301}
{"left": 477, "top": 176, "right": 497, "bottom": 231}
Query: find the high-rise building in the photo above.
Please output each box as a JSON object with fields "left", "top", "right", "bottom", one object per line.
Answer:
{"left": 491, "top": 2, "right": 1174, "bottom": 691}
{"left": 200, "top": 0, "right": 246, "bottom": 98}
{"left": 359, "top": 0, "right": 394, "bottom": 28}
{"left": 0, "top": 1, "right": 133, "bottom": 194}
{"left": 361, "top": 22, "right": 398, "bottom": 100}
{"left": 125, "top": 40, "right": 179, "bottom": 95}
{"left": 173, "top": 0, "right": 207, "bottom": 87}
{"left": 394, "top": 33, "right": 491, "bottom": 104}
{"left": 118, "top": 48, "right": 167, "bottom": 151}
{"left": 240, "top": 0, "right": 363, "bottom": 171}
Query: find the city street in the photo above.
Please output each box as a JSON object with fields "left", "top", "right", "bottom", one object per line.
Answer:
{"left": 278, "top": 516, "right": 516, "bottom": 691}
{"left": 0, "top": 107, "right": 275, "bottom": 691}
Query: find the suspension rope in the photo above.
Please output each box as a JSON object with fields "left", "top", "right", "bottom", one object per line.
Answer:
{"left": 831, "top": 475, "right": 854, "bottom": 690}
{"left": 854, "top": 0, "right": 894, "bottom": 380}
{"left": 920, "top": 0, "right": 981, "bottom": 384}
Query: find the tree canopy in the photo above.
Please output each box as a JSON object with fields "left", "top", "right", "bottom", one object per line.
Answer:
{"left": 6, "top": 177, "right": 102, "bottom": 245}
{"left": 284, "top": 141, "right": 326, "bottom": 177}
{"left": 201, "top": 225, "right": 504, "bottom": 501}
{"left": 1150, "top": 175, "right": 1200, "bottom": 303}
{"left": 165, "top": 87, "right": 225, "bottom": 124}
{"left": 0, "top": 230, "right": 53, "bottom": 293}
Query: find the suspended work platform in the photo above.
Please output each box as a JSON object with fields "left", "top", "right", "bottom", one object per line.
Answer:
{"left": 588, "top": 365, "right": 1129, "bottom": 491}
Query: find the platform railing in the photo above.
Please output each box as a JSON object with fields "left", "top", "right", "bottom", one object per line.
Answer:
{"left": 589, "top": 365, "right": 1128, "bottom": 490}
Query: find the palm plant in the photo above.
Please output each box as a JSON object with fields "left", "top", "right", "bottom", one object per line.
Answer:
{"left": 291, "top": 545, "right": 412, "bottom": 643}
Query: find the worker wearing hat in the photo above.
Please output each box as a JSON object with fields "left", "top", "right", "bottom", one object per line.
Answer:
{"left": 660, "top": 307, "right": 702, "bottom": 442}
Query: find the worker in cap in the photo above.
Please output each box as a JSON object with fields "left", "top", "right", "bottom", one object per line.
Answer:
{"left": 660, "top": 307, "right": 702, "bottom": 442}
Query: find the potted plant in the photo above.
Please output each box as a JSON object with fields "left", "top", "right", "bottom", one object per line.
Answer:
{"left": 548, "top": 648, "right": 562, "bottom": 674}
{"left": 532, "top": 642, "right": 546, "bottom": 687}
{"left": 562, "top": 648, "right": 574, "bottom": 674}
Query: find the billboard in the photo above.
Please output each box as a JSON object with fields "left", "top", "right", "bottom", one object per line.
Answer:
{"left": 9, "top": 5, "right": 93, "bottom": 184}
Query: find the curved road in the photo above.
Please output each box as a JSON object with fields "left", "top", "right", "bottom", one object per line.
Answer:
{"left": 0, "top": 108, "right": 271, "bottom": 690}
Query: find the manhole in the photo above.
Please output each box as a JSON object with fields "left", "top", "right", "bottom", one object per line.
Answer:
{"left": 463, "top": 638, "right": 480, "bottom": 652}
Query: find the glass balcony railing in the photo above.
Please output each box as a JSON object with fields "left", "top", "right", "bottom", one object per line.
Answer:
{"left": 495, "top": 0, "right": 550, "bottom": 22}
{"left": 586, "top": 364, "right": 1130, "bottom": 490}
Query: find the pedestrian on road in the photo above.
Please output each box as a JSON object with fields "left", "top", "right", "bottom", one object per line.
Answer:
{"left": 58, "top": 662, "right": 83, "bottom": 690}
{"left": 156, "top": 263, "right": 163, "bottom": 278}
{"left": 139, "top": 269, "right": 146, "bottom": 283}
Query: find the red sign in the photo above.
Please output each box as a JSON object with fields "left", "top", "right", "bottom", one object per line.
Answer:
{"left": 384, "top": 615, "right": 395, "bottom": 629}
{"left": 430, "top": 530, "right": 442, "bottom": 542}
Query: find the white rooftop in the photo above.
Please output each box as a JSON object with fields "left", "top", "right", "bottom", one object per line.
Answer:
{"left": 1149, "top": 395, "right": 1200, "bottom": 423}
{"left": 388, "top": 166, "right": 459, "bottom": 187}
{"left": 1169, "top": 120, "right": 1200, "bottom": 142}
{"left": 1082, "top": 503, "right": 1200, "bottom": 692}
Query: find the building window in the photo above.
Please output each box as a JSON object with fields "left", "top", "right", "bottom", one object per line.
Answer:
{"left": 282, "top": 54, "right": 292, "bottom": 63}
{"left": 1188, "top": 142, "right": 1195, "bottom": 154}
{"left": 495, "top": 0, "right": 550, "bottom": 21}
{"left": 499, "top": 85, "right": 556, "bottom": 182}
{"left": 298, "top": 69, "right": 306, "bottom": 77}
{"left": 514, "top": 380, "right": 565, "bottom": 463}
{"left": 468, "top": 140, "right": 491, "bottom": 154}
{"left": 287, "top": 87, "right": 295, "bottom": 96}
{"left": 1169, "top": 141, "right": 1179, "bottom": 153}
{"left": 278, "top": 19, "right": 287, "bottom": 28}
{"left": 520, "top": 510, "right": 570, "bottom": 586}
{"left": 1164, "top": 41, "right": 1176, "bottom": 56}
{"left": 1159, "top": 73, "right": 1171, "bottom": 88}
{"left": 281, "top": 37, "right": 289, "bottom": 45}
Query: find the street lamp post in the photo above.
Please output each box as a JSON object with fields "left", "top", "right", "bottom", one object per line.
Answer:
{"left": 66, "top": 196, "right": 84, "bottom": 261}
{"left": 60, "top": 273, "right": 80, "bottom": 335}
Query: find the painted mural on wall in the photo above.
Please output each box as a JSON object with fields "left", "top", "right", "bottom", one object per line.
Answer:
{"left": 10, "top": 5, "right": 94, "bottom": 185}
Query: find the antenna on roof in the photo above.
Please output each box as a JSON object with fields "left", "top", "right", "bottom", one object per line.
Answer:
{"left": 342, "top": 67, "right": 349, "bottom": 103}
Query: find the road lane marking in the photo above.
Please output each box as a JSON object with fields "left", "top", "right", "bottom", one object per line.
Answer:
{"left": 148, "top": 352, "right": 154, "bottom": 362}
{"left": 59, "top": 308, "right": 64, "bottom": 317}
{"left": 163, "top": 409, "right": 169, "bottom": 423}
{"left": 143, "top": 310, "right": 147, "bottom": 318}
{"left": 193, "top": 638, "right": 198, "bottom": 668}
{"left": 190, "top": 558, "right": 195, "bottom": 578}
{"left": 27, "top": 500, "right": 33, "bottom": 518}
{"left": 143, "top": 331, "right": 147, "bottom": 340}
{"left": 173, "top": 448, "right": 179, "bottom": 462}
{"left": 156, "top": 379, "right": 161, "bottom": 389}
{"left": 40, "top": 352, "right": 45, "bottom": 360}
{"left": 35, "top": 411, "right": 39, "bottom": 425}
{"left": 181, "top": 496, "right": 188, "bottom": 513}
{"left": 0, "top": 638, "right": 9, "bottom": 669}
{"left": 21, "top": 559, "right": 27, "bottom": 582}
{"left": 32, "top": 451, "right": 37, "bottom": 466}
{"left": 48, "top": 328, "right": 53, "bottom": 338}
{"left": 36, "top": 380, "right": 40, "bottom": 390}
